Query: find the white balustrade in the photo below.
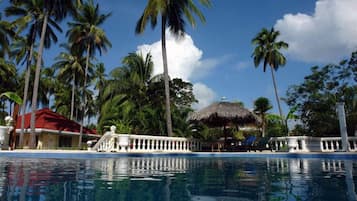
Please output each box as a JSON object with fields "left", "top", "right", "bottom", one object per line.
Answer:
{"left": 320, "top": 137, "right": 342, "bottom": 152}
{"left": 93, "top": 127, "right": 200, "bottom": 153}
{"left": 270, "top": 136, "right": 357, "bottom": 152}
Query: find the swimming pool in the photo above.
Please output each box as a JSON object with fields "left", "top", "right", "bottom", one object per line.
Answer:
{"left": 0, "top": 154, "right": 356, "bottom": 201}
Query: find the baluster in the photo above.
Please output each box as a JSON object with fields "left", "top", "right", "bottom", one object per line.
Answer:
{"left": 116, "top": 137, "right": 120, "bottom": 152}
{"left": 143, "top": 139, "right": 147, "bottom": 151}
{"left": 147, "top": 139, "right": 151, "bottom": 151}
{"left": 336, "top": 140, "right": 340, "bottom": 151}
{"left": 279, "top": 141, "right": 283, "bottom": 150}
{"left": 159, "top": 139, "right": 163, "bottom": 150}
{"left": 155, "top": 140, "right": 159, "bottom": 151}
{"left": 138, "top": 138, "right": 142, "bottom": 151}
{"left": 132, "top": 138, "right": 136, "bottom": 151}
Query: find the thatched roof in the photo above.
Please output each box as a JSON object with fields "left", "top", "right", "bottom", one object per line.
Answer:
{"left": 189, "top": 102, "right": 261, "bottom": 127}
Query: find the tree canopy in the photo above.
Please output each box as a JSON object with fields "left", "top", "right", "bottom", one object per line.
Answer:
{"left": 285, "top": 51, "right": 357, "bottom": 136}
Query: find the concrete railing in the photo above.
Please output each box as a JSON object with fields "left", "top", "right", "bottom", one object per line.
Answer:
{"left": 92, "top": 126, "right": 201, "bottom": 153}
{"left": 270, "top": 136, "right": 357, "bottom": 152}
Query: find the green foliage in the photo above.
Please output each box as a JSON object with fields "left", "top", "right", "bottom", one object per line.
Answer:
{"left": 136, "top": 0, "right": 211, "bottom": 137}
{"left": 98, "top": 52, "right": 197, "bottom": 136}
{"left": 0, "top": 91, "right": 23, "bottom": 104}
{"left": 253, "top": 96, "right": 272, "bottom": 137}
{"left": 233, "top": 130, "right": 245, "bottom": 140}
{"left": 266, "top": 114, "right": 287, "bottom": 137}
{"left": 285, "top": 51, "right": 357, "bottom": 136}
{"left": 108, "top": 119, "right": 132, "bottom": 134}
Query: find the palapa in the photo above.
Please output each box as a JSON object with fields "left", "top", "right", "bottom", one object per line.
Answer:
{"left": 189, "top": 102, "right": 261, "bottom": 127}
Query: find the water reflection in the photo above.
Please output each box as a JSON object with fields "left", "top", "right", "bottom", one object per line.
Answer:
{"left": 0, "top": 157, "right": 356, "bottom": 201}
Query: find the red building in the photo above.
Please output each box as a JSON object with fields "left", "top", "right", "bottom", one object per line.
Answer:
{"left": 15, "top": 108, "right": 100, "bottom": 149}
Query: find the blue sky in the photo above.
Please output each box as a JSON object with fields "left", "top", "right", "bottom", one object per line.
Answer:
{"left": 2, "top": 0, "right": 357, "bottom": 115}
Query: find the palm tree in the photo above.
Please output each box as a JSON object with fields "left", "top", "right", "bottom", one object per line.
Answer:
{"left": 0, "top": 13, "right": 16, "bottom": 57}
{"left": 98, "top": 53, "right": 154, "bottom": 134}
{"left": 52, "top": 45, "right": 85, "bottom": 120}
{"left": 6, "top": 0, "right": 44, "bottom": 148}
{"left": 67, "top": 0, "right": 111, "bottom": 147}
{"left": 252, "top": 27, "right": 288, "bottom": 123}
{"left": 9, "top": 38, "right": 36, "bottom": 148}
{"left": 7, "top": 0, "right": 77, "bottom": 148}
{"left": 94, "top": 62, "right": 107, "bottom": 117}
{"left": 135, "top": 0, "right": 211, "bottom": 137}
{"left": 253, "top": 97, "right": 272, "bottom": 137}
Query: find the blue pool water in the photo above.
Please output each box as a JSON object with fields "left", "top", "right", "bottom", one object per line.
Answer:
{"left": 0, "top": 156, "right": 356, "bottom": 201}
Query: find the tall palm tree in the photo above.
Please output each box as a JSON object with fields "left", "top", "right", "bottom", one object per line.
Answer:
{"left": 67, "top": 0, "right": 111, "bottom": 147}
{"left": 135, "top": 0, "right": 211, "bottom": 137}
{"left": 253, "top": 97, "right": 272, "bottom": 137}
{"left": 6, "top": 0, "right": 45, "bottom": 148}
{"left": 7, "top": 0, "right": 77, "bottom": 148}
{"left": 9, "top": 37, "right": 36, "bottom": 148}
{"left": 52, "top": 45, "right": 85, "bottom": 120}
{"left": 252, "top": 27, "right": 288, "bottom": 123}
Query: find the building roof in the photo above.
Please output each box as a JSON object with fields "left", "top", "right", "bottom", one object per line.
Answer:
{"left": 16, "top": 108, "right": 97, "bottom": 135}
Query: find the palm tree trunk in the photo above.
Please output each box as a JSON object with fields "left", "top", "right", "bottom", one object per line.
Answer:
{"left": 270, "top": 66, "right": 284, "bottom": 124}
{"left": 161, "top": 16, "right": 173, "bottom": 137}
{"left": 20, "top": 43, "right": 34, "bottom": 148}
{"left": 30, "top": 11, "right": 49, "bottom": 149}
{"left": 71, "top": 73, "right": 75, "bottom": 120}
{"left": 79, "top": 44, "right": 90, "bottom": 148}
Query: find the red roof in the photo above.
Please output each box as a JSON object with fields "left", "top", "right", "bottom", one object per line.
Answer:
{"left": 16, "top": 108, "right": 97, "bottom": 134}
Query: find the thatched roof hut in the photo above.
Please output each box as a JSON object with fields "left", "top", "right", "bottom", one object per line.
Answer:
{"left": 189, "top": 102, "right": 261, "bottom": 127}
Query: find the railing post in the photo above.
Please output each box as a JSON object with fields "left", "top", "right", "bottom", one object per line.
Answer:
{"left": 337, "top": 102, "right": 349, "bottom": 152}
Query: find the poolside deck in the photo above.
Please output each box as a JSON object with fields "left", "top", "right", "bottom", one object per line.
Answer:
{"left": 1, "top": 149, "right": 357, "bottom": 159}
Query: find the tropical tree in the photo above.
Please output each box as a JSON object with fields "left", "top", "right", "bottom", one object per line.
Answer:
{"left": 0, "top": 91, "right": 22, "bottom": 125}
{"left": 67, "top": 0, "right": 111, "bottom": 146}
{"left": 98, "top": 53, "right": 154, "bottom": 133}
{"left": 0, "top": 13, "right": 16, "bottom": 57}
{"left": 285, "top": 51, "right": 357, "bottom": 136}
{"left": 6, "top": 1, "right": 40, "bottom": 147}
{"left": 135, "top": 0, "right": 211, "bottom": 137}
{"left": 0, "top": 10, "right": 17, "bottom": 99}
{"left": 252, "top": 27, "right": 288, "bottom": 123}
{"left": 52, "top": 45, "right": 85, "bottom": 120}
{"left": 253, "top": 97, "right": 272, "bottom": 137}
{"left": 0, "top": 58, "right": 16, "bottom": 92}
{"left": 6, "top": 0, "right": 78, "bottom": 148}
{"left": 98, "top": 52, "right": 196, "bottom": 136}
{"left": 263, "top": 114, "right": 285, "bottom": 137}
{"left": 94, "top": 62, "right": 107, "bottom": 113}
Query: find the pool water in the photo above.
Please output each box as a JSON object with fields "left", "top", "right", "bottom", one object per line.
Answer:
{"left": 0, "top": 157, "right": 356, "bottom": 201}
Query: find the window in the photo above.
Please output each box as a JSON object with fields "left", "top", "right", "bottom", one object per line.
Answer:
{"left": 59, "top": 136, "right": 72, "bottom": 147}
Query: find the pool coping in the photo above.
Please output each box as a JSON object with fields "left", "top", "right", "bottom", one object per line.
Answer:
{"left": 1, "top": 150, "right": 357, "bottom": 159}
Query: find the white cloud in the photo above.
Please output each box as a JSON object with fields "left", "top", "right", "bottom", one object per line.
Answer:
{"left": 275, "top": 0, "right": 357, "bottom": 63}
{"left": 234, "top": 61, "right": 250, "bottom": 71}
{"left": 192, "top": 83, "right": 217, "bottom": 110}
{"left": 138, "top": 30, "right": 206, "bottom": 81}
{"left": 137, "top": 30, "right": 219, "bottom": 109}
